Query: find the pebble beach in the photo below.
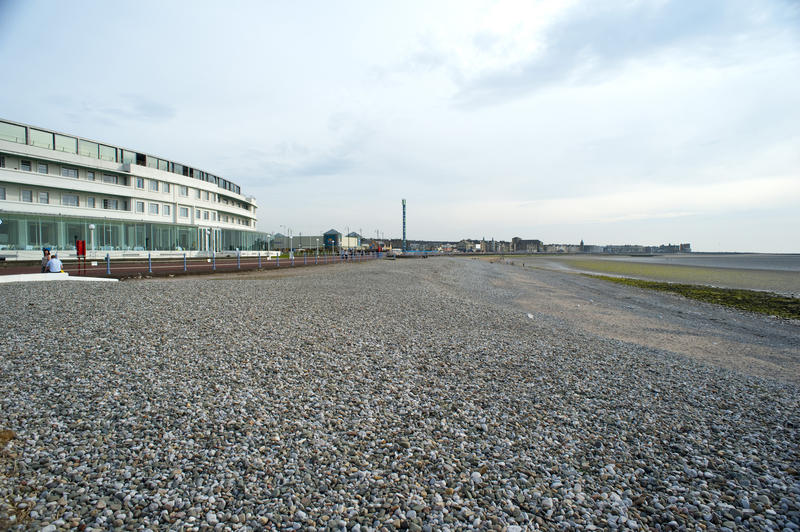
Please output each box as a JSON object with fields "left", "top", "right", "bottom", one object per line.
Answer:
{"left": 1, "top": 258, "right": 798, "bottom": 531}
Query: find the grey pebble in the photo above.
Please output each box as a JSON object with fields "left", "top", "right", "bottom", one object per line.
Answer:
{"left": 0, "top": 258, "right": 797, "bottom": 531}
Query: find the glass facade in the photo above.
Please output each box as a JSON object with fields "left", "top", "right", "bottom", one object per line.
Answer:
{"left": 220, "top": 229, "right": 271, "bottom": 252}
{"left": 78, "top": 139, "right": 99, "bottom": 158}
{"left": 0, "top": 121, "right": 26, "bottom": 143}
{"left": 99, "top": 144, "right": 117, "bottom": 162}
{"left": 30, "top": 129, "right": 54, "bottom": 149}
{"left": 0, "top": 212, "right": 269, "bottom": 252}
{"left": 55, "top": 134, "right": 78, "bottom": 154}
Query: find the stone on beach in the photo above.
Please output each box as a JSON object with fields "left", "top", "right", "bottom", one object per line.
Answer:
{"left": 0, "top": 258, "right": 798, "bottom": 530}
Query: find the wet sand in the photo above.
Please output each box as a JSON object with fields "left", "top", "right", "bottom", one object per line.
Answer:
{"left": 499, "top": 255, "right": 800, "bottom": 297}
{"left": 484, "top": 258, "right": 800, "bottom": 384}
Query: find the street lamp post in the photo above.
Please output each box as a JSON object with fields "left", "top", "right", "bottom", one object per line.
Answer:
{"left": 88, "top": 224, "right": 96, "bottom": 254}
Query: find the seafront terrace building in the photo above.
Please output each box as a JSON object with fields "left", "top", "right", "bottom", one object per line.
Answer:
{"left": 0, "top": 119, "right": 270, "bottom": 260}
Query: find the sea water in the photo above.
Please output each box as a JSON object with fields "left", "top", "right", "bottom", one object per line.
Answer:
{"left": 606, "top": 253, "right": 800, "bottom": 272}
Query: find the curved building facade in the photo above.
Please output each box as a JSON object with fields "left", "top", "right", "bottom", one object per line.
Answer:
{"left": 0, "top": 119, "right": 270, "bottom": 259}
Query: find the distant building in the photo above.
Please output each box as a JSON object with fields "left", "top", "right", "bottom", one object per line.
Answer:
{"left": 347, "top": 231, "right": 362, "bottom": 247}
{"left": 511, "top": 237, "right": 542, "bottom": 252}
{"left": 323, "top": 229, "right": 341, "bottom": 250}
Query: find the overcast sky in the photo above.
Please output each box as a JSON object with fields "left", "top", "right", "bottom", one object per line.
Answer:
{"left": 1, "top": 0, "right": 798, "bottom": 251}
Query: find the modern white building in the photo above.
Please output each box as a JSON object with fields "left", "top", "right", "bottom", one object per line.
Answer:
{"left": 0, "top": 118, "right": 270, "bottom": 259}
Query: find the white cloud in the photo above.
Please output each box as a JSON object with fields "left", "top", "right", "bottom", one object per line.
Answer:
{"left": 0, "top": 0, "right": 798, "bottom": 251}
{"left": 435, "top": 176, "right": 800, "bottom": 226}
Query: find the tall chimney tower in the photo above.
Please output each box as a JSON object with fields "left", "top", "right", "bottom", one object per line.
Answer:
{"left": 402, "top": 199, "right": 407, "bottom": 252}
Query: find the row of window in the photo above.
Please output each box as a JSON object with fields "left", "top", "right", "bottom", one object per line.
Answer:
{"left": 0, "top": 186, "right": 126, "bottom": 210}
{"left": 135, "top": 177, "right": 173, "bottom": 194}
{"left": 1, "top": 154, "right": 250, "bottom": 211}
{"left": 0, "top": 184, "right": 253, "bottom": 226}
{"left": 0, "top": 120, "right": 242, "bottom": 195}
{"left": 1, "top": 155, "right": 129, "bottom": 186}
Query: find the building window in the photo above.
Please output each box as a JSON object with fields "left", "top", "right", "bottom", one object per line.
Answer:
{"left": 149, "top": 180, "right": 159, "bottom": 192}
{"left": 87, "top": 171, "right": 95, "bottom": 181}
{"left": 204, "top": 191, "right": 209, "bottom": 201}
{"left": 38, "top": 191, "right": 49, "bottom": 204}
{"left": 54, "top": 134, "right": 77, "bottom": 154}
{"left": 99, "top": 144, "right": 117, "bottom": 162}
{"left": 203, "top": 211, "right": 209, "bottom": 220}
{"left": 101, "top": 174, "right": 127, "bottom": 186}
{"left": 163, "top": 182, "right": 170, "bottom": 193}
{"left": 179, "top": 207, "right": 189, "bottom": 218}
{"left": 0, "top": 187, "right": 5, "bottom": 200}
{"left": 196, "top": 209, "right": 200, "bottom": 218}
{"left": 21, "top": 190, "right": 32, "bottom": 202}
{"left": 149, "top": 203, "right": 159, "bottom": 215}
{"left": 30, "top": 129, "right": 53, "bottom": 149}
{"left": 37, "top": 162, "right": 48, "bottom": 174}
{"left": 179, "top": 185, "right": 188, "bottom": 196}
{"left": 78, "top": 139, "right": 99, "bottom": 158}
{"left": 163, "top": 204, "right": 171, "bottom": 216}
{"left": 0, "top": 121, "right": 26, "bottom": 143}
{"left": 20, "top": 160, "right": 31, "bottom": 171}
{"left": 195, "top": 189, "right": 201, "bottom": 199}
{"left": 136, "top": 201, "right": 145, "bottom": 213}
{"left": 211, "top": 212, "right": 216, "bottom": 221}
{"left": 136, "top": 177, "right": 145, "bottom": 189}
{"left": 61, "top": 167, "right": 78, "bottom": 178}
{"left": 0, "top": 156, "right": 5, "bottom": 167}
{"left": 87, "top": 197, "right": 95, "bottom": 208}
{"left": 61, "top": 194, "right": 79, "bottom": 206}
{"left": 103, "top": 199, "right": 127, "bottom": 210}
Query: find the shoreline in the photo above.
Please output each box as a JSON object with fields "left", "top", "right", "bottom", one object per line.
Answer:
{"left": 496, "top": 255, "right": 800, "bottom": 297}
